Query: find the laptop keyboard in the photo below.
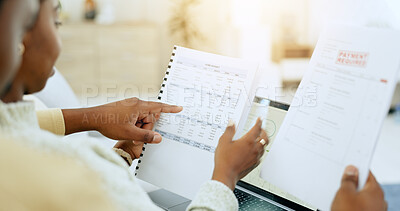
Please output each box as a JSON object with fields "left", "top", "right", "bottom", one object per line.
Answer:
{"left": 234, "top": 188, "right": 287, "bottom": 211}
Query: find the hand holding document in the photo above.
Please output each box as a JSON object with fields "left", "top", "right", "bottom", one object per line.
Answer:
{"left": 261, "top": 24, "right": 400, "bottom": 210}
{"left": 136, "top": 46, "right": 260, "bottom": 198}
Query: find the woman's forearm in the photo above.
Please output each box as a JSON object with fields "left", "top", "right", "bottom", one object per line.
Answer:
{"left": 62, "top": 108, "right": 97, "bottom": 135}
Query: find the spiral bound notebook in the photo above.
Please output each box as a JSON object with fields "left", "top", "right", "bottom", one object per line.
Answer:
{"left": 136, "top": 46, "right": 260, "bottom": 199}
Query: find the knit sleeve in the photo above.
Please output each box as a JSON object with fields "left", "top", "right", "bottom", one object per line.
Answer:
{"left": 36, "top": 109, "right": 66, "bottom": 136}
{"left": 187, "top": 180, "right": 238, "bottom": 211}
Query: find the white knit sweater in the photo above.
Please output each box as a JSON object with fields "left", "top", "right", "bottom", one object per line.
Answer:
{"left": 0, "top": 101, "right": 238, "bottom": 211}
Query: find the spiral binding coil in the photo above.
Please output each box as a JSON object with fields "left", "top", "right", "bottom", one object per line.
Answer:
{"left": 135, "top": 46, "right": 177, "bottom": 176}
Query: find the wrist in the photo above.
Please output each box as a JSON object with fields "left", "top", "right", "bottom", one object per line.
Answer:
{"left": 83, "top": 107, "right": 101, "bottom": 131}
{"left": 212, "top": 167, "right": 238, "bottom": 190}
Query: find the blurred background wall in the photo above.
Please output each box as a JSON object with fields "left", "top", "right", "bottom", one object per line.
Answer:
{"left": 56, "top": 0, "right": 400, "bottom": 106}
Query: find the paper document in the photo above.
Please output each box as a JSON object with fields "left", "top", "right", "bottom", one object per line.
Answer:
{"left": 136, "top": 46, "right": 259, "bottom": 199}
{"left": 261, "top": 24, "right": 400, "bottom": 210}
{"left": 241, "top": 99, "right": 315, "bottom": 209}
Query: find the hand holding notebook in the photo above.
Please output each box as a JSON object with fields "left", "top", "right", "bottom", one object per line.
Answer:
{"left": 136, "top": 46, "right": 265, "bottom": 198}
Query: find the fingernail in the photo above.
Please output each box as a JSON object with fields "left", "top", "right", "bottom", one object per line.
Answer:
{"left": 227, "top": 119, "right": 235, "bottom": 127}
{"left": 345, "top": 165, "right": 358, "bottom": 176}
{"left": 260, "top": 139, "right": 266, "bottom": 146}
{"left": 153, "top": 134, "right": 162, "bottom": 143}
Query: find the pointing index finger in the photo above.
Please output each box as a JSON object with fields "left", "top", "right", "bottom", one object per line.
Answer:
{"left": 160, "top": 104, "right": 183, "bottom": 113}
{"left": 146, "top": 101, "right": 183, "bottom": 114}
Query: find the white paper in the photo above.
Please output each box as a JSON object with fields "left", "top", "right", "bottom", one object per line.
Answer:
{"left": 241, "top": 100, "right": 315, "bottom": 209}
{"left": 136, "top": 46, "right": 259, "bottom": 199}
{"left": 261, "top": 24, "right": 400, "bottom": 210}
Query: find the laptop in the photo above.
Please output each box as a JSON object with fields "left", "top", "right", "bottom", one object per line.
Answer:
{"left": 149, "top": 97, "right": 316, "bottom": 211}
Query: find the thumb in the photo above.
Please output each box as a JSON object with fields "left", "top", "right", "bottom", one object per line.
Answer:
{"left": 219, "top": 120, "right": 236, "bottom": 143}
{"left": 128, "top": 125, "right": 163, "bottom": 144}
{"left": 340, "top": 165, "right": 359, "bottom": 192}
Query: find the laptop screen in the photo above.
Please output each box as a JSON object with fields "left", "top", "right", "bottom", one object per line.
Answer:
{"left": 239, "top": 97, "right": 316, "bottom": 210}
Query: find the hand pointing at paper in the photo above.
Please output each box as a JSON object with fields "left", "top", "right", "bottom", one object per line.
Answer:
{"left": 61, "top": 97, "right": 183, "bottom": 143}
{"left": 331, "top": 165, "right": 387, "bottom": 211}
